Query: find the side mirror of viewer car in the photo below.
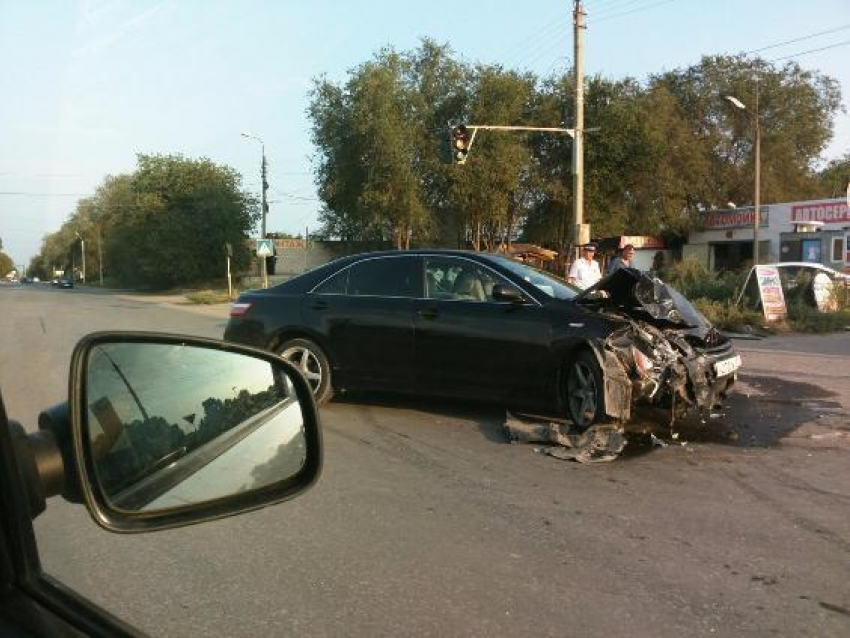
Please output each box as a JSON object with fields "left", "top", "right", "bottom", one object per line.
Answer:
{"left": 12, "top": 333, "right": 322, "bottom": 533}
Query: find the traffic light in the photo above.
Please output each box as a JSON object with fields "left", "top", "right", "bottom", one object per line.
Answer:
{"left": 451, "top": 125, "right": 471, "bottom": 165}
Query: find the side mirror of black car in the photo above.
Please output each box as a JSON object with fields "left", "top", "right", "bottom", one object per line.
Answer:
{"left": 492, "top": 284, "right": 526, "bottom": 304}
{"left": 13, "top": 333, "right": 322, "bottom": 533}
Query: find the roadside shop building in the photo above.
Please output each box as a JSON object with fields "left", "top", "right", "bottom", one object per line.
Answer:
{"left": 684, "top": 197, "right": 850, "bottom": 273}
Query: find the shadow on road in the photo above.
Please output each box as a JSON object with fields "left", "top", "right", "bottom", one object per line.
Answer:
{"left": 328, "top": 372, "right": 847, "bottom": 462}
{"left": 330, "top": 391, "right": 510, "bottom": 443}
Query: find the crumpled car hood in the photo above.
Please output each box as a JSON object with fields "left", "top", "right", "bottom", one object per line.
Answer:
{"left": 575, "top": 267, "right": 719, "bottom": 343}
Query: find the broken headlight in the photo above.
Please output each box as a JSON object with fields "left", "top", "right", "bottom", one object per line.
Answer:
{"left": 631, "top": 346, "right": 656, "bottom": 377}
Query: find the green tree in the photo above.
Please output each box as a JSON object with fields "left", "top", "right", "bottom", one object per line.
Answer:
{"left": 310, "top": 46, "right": 432, "bottom": 248}
{"left": 445, "top": 65, "right": 537, "bottom": 250}
{"left": 652, "top": 55, "right": 842, "bottom": 208}
{"left": 817, "top": 152, "right": 850, "bottom": 198}
{"left": 0, "top": 245, "right": 14, "bottom": 277}
{"left": 29, "top": 155, "right": 258, "bottom": 289}
{"left": 104, "top": 154, "right": 258, "bottom": 288}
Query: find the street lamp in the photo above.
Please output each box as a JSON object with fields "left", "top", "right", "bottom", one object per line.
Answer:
{"left": 241, "top": 132, "right": 269, "bottom": 238}
{"left": 723, "top": 93, "right": 762, "bottom": 265}
{"left": 75, "top": 231, "right": 86, "bottom": 284}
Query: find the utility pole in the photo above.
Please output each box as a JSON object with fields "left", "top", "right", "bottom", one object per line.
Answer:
{"left": 305, "top": 226, "right": 309, "bottom": 273}
{"left": 97, "top": 228, "right": 104, "bottom": 286}
{"left": 753, "top": 80, "right": 761, "bottom": 265}
{"left": 241, "top": 133, "right": 269, "bottom": 238}
{"left": 75, "top": 232, "right": 86, "bottom": 284}
{"left": 572, "top": 0, "right": 587, "bottom": 257}
{"left": 261, "top": 150, "right": 269, "bottom": 238}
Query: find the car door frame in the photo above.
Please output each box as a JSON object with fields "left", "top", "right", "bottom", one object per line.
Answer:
{"left": 0, "top": 391, "right": 139, "bottom": 637}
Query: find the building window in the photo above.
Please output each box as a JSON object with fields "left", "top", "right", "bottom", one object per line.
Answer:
{"left": 832, "top": 237, "right": 843, "bottom": 263}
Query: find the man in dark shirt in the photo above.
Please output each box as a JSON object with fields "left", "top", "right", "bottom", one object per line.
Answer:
{"left": 607, "top": 244, "right": 635, "bottom": 275}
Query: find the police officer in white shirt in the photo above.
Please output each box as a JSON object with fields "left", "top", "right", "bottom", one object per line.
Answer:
{"left": 567, "top": 243, "right": 602, "bottom": 289}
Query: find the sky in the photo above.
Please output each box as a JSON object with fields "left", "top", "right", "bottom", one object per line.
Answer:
{"left": 1, "top": 0, "right": 849, "bottom": 266}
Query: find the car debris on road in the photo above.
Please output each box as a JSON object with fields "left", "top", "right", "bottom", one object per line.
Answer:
{"left": 504, "top": 411, "right": 627, "bottom": 463}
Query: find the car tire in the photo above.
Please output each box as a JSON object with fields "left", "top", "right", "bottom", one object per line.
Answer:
{"left": 564, "top": 351, "right": 605, "bottom": 432}
{"left": 278, "top": 338, "right": 334, "bottom": 404}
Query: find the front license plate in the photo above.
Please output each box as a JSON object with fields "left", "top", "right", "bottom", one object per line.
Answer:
{"left": 714, "top": 355, "right": 742, "bottom": 377}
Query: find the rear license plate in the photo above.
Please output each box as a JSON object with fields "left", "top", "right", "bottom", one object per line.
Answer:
{"left": 714, "top": 355, "right": 741, "bottom": 377}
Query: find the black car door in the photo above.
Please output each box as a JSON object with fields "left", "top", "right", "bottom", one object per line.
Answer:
{"left": 303, "top": 255, "right": 420, "bottom": 389}
{"left": 413, "top": 256, "right": 552, "bottom": 407}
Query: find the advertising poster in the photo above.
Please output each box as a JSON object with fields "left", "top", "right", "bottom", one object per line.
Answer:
{"left": 755, "top": 265, "right": 787, "bottom": 322}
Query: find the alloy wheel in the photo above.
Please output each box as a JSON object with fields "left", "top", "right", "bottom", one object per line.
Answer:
{"left": 567, "top": 360, "right": 598, "bottom": 428}
{"left": 281, "top": 345, "right": 323, "bottom": 393}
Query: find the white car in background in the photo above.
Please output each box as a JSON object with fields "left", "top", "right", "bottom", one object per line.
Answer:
{"left": 738, "top": 262, "right": 850, "bottom": 312}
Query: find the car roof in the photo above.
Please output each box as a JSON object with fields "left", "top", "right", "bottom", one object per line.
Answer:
{"left": 259, "top": 249, "right": 531, "bottom": 297}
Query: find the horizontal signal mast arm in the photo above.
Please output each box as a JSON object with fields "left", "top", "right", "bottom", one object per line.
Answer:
{"left": 466, "top": 125, "right": 576, "bottom": 135}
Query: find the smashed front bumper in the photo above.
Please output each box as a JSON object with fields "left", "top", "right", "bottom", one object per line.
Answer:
{"left": 594, "top": 323, "right": 738, "bottom": 425}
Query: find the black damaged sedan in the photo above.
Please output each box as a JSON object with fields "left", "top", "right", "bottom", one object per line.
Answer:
{"left": 224, "top": 250, "right": 739, "bottom": 429}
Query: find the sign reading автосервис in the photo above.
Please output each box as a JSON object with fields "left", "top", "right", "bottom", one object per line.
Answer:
{"left": 700, "top": 207, "right": 769, "bottom": 230}
{"left": 791, "top": 200, "right": 850, "bottom": 224}
{"left": 755, "top": 265, "right": 787, "bottom": 322}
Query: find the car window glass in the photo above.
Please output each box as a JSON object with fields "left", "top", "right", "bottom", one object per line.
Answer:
{"left": 488, "top": 255, "right": 578, "bottom": 300}
{"left": 425, "top": 257, "right": 506, "bottom": 302}
{"left": 348, "top": 256, "right": 418, "bottom": 297}
{"left": 314, "top": 268, "right": 349, "bottom": 294}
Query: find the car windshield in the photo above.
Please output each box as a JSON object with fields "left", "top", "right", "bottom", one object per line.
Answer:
{"left": 489, "top": 255, "right": 580, "bottom": 300}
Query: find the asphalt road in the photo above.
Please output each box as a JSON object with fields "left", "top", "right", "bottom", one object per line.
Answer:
{"left": 1, "top": 283, "right": 849, "bottom": 637}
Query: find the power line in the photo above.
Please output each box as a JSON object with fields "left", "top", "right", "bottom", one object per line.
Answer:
{"left": 501, "top": 12, "right": 569, "bottom": 64}
{"left": 769, "top": 39, "right": 850, "bottom": 62}
{"left": 588, "top": 0, "right": 679, "bottom": 24}
{"left": 523, "top": 36, "right": 572, "bottom": 72}
{"left": 505, "top": 17, "right": 570, "bottom": 69}
{"left": 743, "top": 24, "right": 850, "bottom": 55}
{"left": 590, "top": 0, "right": 649, "bottom": 20}
{"left": 587, "top": 0, "right": 640, "bottom": 11}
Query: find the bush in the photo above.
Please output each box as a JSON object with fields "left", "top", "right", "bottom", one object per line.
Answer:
{"left": 692, "top": 298, "right": 768, "bottom": 333}
{"left": 662, "top": 259, "right": 744, "bottom": 302}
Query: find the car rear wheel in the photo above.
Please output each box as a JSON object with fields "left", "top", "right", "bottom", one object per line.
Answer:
{"left": 278, "top": 338, "right": 333, "bottom": 404}
{"left": 564, "top": 351, "right": 604, "bottom": 431}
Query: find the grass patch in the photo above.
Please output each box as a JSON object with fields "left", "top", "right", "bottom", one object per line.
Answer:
{"left": 184, "top": 289, "right": 232, "bottom": 305}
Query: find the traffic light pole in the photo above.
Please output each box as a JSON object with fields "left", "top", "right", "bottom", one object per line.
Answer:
{"left": 462, "top": 125, "right": 576, "bottom": 156}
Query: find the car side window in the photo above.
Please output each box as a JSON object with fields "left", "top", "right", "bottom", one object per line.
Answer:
{"left": 347, "top": 256, "right": 419, "bottom": 298}
{"left": 314, "top": 268, "right": 349, "bottom": 294}
{"left": 424, "top": 258, "right": 506, "bottom": 302}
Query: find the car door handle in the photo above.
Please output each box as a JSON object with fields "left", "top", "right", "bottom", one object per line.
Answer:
{"left": 311, "top": 300, "right": 328, "bottom": 310}
{"left": 418, "top": 308, "right": 439, "bottom": 320}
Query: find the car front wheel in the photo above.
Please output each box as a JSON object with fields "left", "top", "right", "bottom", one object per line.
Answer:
{"left": 278, "top": 338, "right": 333, "bottom": 404}
{"left": 564, "top": 351, "right": 604, "bottom": 431}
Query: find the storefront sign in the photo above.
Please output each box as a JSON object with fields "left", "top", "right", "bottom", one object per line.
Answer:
{"left": 755, "top": 265, "right": 787, "bottom": 322}
{"left": 619, "top": 235, "right": 665, "bottom": 249}
{"left": 700, "top": 207, "right": 769, "bottom": 230}
{"left": 791, "top": 200, "right": 850, "bottom": 224}
{"left": 274, "top": 239, "right": 306, "bottom": 250}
